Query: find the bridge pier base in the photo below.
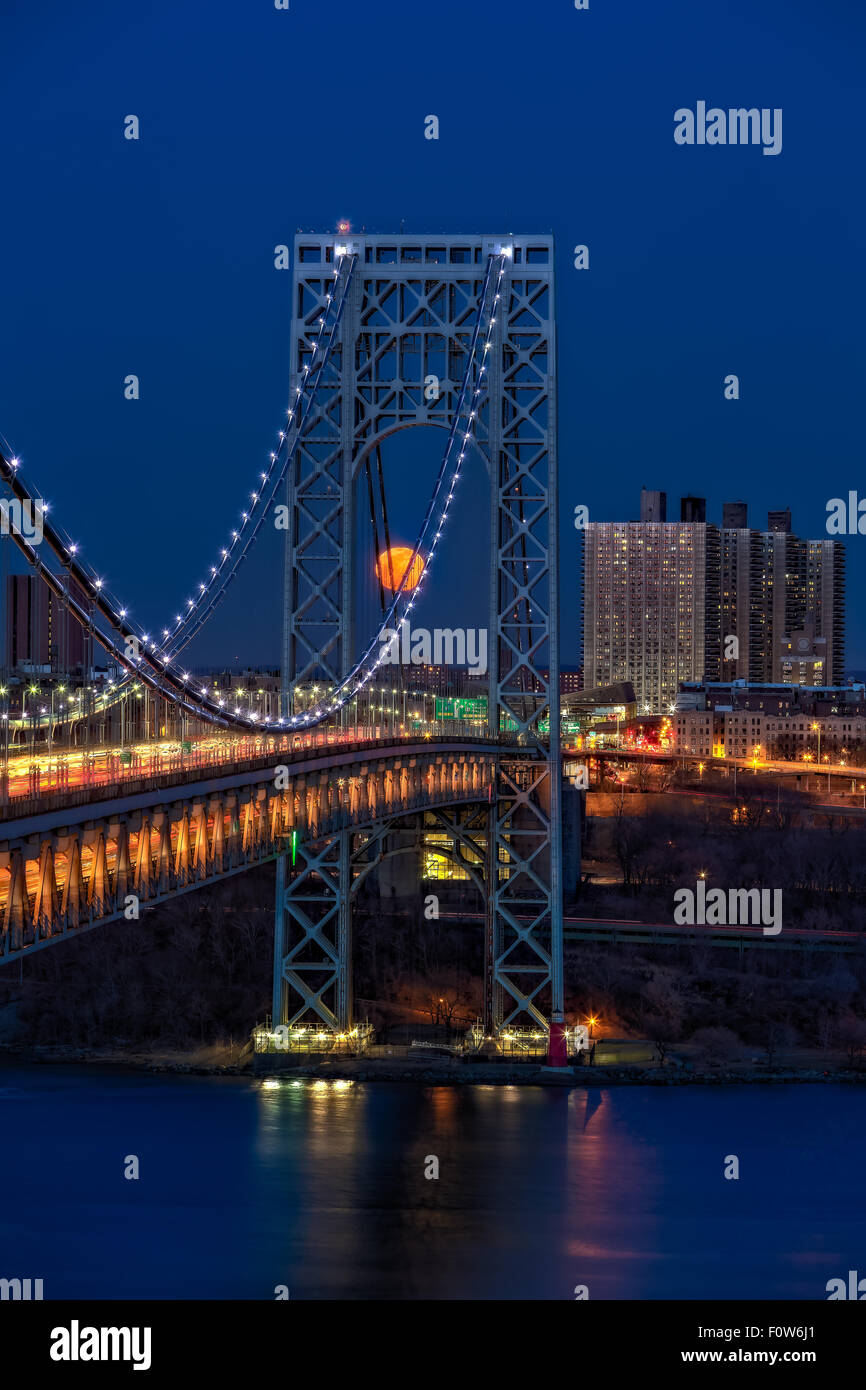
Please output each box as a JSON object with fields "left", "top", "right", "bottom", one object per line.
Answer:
{"left": 546, "top": 1016, "right": 569, "bottom": 1067}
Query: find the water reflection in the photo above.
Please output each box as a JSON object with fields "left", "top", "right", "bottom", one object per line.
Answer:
{"left": 250, "top": 1081, "right": 657, "bottom": 1298}
{"left": 0, "top": 1067, "right": 862, "bottom": 1299}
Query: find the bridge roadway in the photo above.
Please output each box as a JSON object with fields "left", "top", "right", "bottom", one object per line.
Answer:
{"left": 0, "top": 733, "right": 503, "bottom": 962}
{"left": 0, "top": 722, "right": 477, "bottom": 811}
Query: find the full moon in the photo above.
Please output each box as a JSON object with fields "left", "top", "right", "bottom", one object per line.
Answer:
{"left": 376, "top": 546, "right": 425, "bottom": 592}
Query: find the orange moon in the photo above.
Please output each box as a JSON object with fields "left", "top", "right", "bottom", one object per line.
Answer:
{"left": 376, "top": 546, "right": 425, "bottom": 592}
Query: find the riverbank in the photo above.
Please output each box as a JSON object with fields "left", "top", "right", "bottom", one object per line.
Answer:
{"left": 252, "top": 1056, "right": 866, "bottom": 1085}
{"left": 2, "top": 1041, "right": 865, "bottom": 1086}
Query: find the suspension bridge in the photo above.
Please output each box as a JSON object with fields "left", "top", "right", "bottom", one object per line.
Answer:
{"left": 0, "top": 232, "right": 570, "bottom": 1063}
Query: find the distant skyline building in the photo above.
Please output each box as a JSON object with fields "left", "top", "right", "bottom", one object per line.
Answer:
{"left": 559, "top": 667, "right": 583, "bottom": 694}
{"left": 768, "top": 507, "right": 792, "bottom": 533}
{"left": 582, "top": 490, "right": 846, "bottom": 713}
{"left": 640, "top": 488, "right": 667, "bottom": 523}
{"left": 680, "top": 495, "right": 706, "bottom": 523}
{"left": 722, "top": 501, "right": 748, "bottom": 529}
{"left": 4, "top": 573, "right": 86, "bottom": 675}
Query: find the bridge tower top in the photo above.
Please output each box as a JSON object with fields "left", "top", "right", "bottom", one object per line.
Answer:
{"left": 284, "top": 227, "right": 559, "bottom": 737}
{"left": 291, "top": 230, "right": 552, "bottom": 267}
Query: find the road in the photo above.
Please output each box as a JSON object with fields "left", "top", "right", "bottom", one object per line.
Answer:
{"left": 0, "top": 723, "right": 459, "bottom": 805}
{"left": 439, "top": 910, "right": 860, "bottom": 951}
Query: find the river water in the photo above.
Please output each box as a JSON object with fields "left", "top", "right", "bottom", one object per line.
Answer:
{"left": 0, "top": 1066, "right": 861, "bottom": 1300}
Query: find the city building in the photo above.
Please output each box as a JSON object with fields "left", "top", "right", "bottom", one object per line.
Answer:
{"left": 559, "top": 667, "right": 583, "bottom": 694}
{"left": 582, "top": 502, "right": 717, "bottom": 715}
{"left": 4, "top": 573, "right": 86, "bottom": 676}
{"left": 722, "top": 501, "right": 748, "bottom": 529}
{"left": 561, "top": 681, "right": 636, "bottom": 745}
{"left": 674, "top": 680, "right": 866, "bottom": 761}
{"left": 640, "top": 488, "right": 666, "bottom": 522}
{"left": 392, "top": 664, "right": 487, "bottom": 698}
{"left": 779, "top": 621, "right": 827, "bottom": 687}
{"left": 561, "top": 680, "right": 635, "bottom": 721}
{"left": 539, "top": 668, "right": 583, "bottom": 694}
{"left": 680, "top": 495, "right": 706, "bottom": 523}
{"left": 720, "top": 529, "right": 845, "bottom": 685}
{"left": 582, "top": 490, "right": 846, "bottom": 714}
{"left": 205, "top": 668, "right": 282, "bottom": 720}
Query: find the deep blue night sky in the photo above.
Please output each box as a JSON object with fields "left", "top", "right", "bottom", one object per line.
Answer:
{"left": 2, "top": 0, "right": 864, "bottom": 669}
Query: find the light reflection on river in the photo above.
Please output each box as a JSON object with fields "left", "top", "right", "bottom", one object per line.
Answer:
{"left": 0, "top": 1066, "right": 861, "bottom": 1299}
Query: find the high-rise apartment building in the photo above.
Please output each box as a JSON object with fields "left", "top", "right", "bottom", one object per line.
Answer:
{"left": 804, "top": 538, "right": 845, "bottom": 683}
{"left": 5, "top": 573, "right": 86, "bottom": 675}
{"left": 582, "top": 516, "right": 715, "bottom": 713}
{"left": 721, "top": 529, "right": 845, "bottom": 685}
{"left": 582, "top": 492, "right": 846, "bottom": 712}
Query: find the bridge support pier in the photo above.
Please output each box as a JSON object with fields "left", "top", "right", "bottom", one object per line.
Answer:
{"left": 272, "top": 851, "right": 286, "bottom": 1027}
{"left": 484, "top": 812, "right": 499, "bottom": 1036}
{"left": 279, "top": 232, "right": 563, "bottom": 1051}
{"left": 272, "top": 829, "right": 352, "bottom": 1033}
{"left": 272, "top": 815, "right": 425, "bottom": 1035}
{"left": 336, "top": 830, "right": 352, "bottom": 1030}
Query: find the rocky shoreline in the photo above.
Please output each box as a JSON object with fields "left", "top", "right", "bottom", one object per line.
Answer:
{"left": 2, "top": 1043, "right": 864, "bottom": 1086}
{"left": 250, "top": 1061, "right": 866, "bottom": 1086}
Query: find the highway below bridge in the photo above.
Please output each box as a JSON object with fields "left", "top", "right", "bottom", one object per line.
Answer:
{"left": 440, "top": 912, "right": 861, "bottom": 958}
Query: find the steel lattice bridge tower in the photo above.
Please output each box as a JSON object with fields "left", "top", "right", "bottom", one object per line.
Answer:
{"left": 278, "top": 232, "right": 564, "bottom": 1054}
{"left": 0, "top": 229, "right": 566, "bottom": 1064}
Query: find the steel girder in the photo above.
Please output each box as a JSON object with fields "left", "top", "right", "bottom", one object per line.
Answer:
{"left": 274, "top": 810, "right": 432, "bottom": 1030}
{"left": 274, "top": 802, "right": 495, "bottom": 1033}
{"left": 484, "top": 238, "right": 563, "bottom": 1033}
{"left": 0, "top": 742, "right": 496, "bottom": 963}
{"left": 282, "top": 233, "right": 562, "bottom": 1037}
{"left": 283, "top": 232, "right": 496, "bottom": 705}
{"left": 270, "top": 747, "right": 495, "bottom": 1028}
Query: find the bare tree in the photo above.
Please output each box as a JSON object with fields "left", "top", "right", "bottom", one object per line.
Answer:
{"left": 690, "top": 1026, "right": 741, "bottom": 1068}
{"left": 644, "top": 1014, "right": 674, "bottom": 1064}
{"left": 763, "top": 1020, "right": 797, "bottom": 1067}
{"left": 836, "top": 1015, "right": 866, "bottom": 1068}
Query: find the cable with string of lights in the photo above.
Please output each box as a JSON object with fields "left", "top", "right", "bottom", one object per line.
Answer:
{"left": 0, "top": 252, "right": 506, "bottom": 732}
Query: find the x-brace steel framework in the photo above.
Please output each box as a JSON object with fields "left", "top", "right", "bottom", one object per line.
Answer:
{"left": 280, "top": 233, "right": 563, "bottom": 1051}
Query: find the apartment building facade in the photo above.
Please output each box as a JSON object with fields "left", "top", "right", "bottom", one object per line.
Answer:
{"left": 583, "top": 495, "right": 845, "bottom": 713}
